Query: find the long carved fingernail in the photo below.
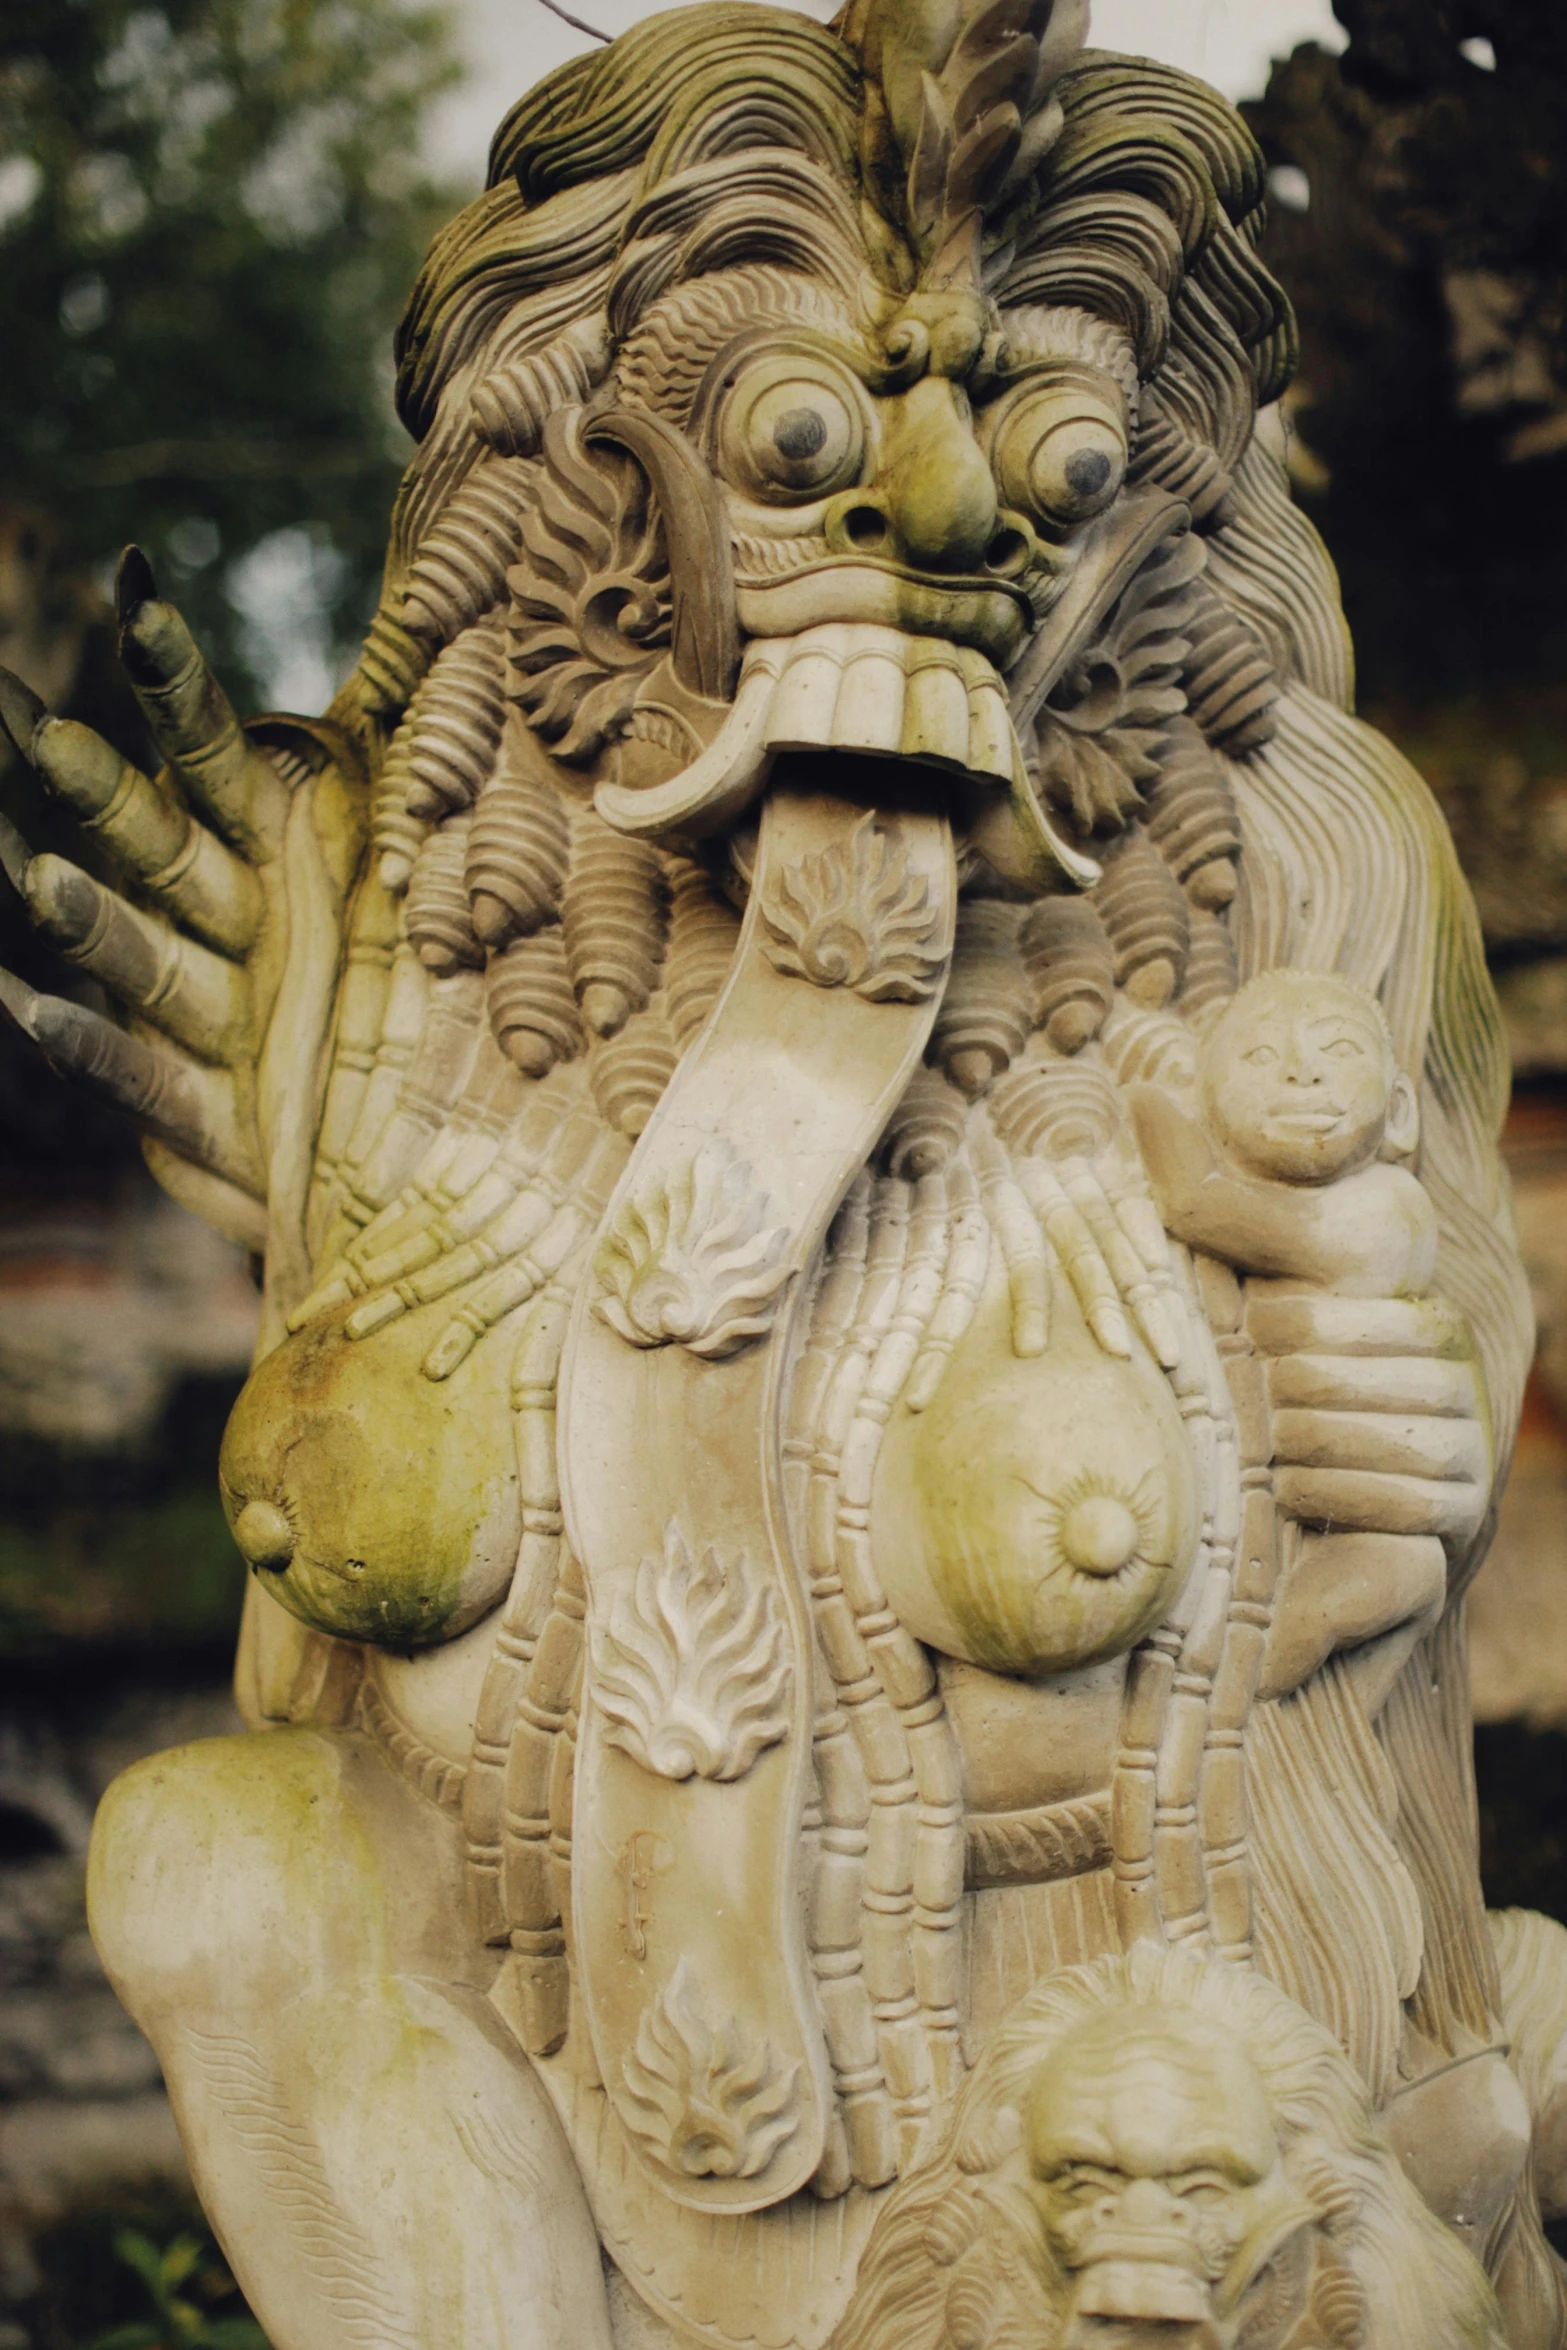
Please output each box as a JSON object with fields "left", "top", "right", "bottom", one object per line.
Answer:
{"left": 0, "top": 965, "right": 40, "bottom": 1042}
{"left": 0, "top": 664, "right": 46, "bottom": 760}
{"left": 115, "top": 545, "right": 159, "bottom": 631}
{"left": 0, "top": 807, "right": 31, "bottom": 895}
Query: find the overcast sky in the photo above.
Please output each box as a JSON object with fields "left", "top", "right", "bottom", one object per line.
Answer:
{"left": 423, "top": 0, "right": 1346, "bottom": 185}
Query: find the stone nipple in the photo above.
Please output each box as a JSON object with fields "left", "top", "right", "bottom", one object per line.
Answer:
{"left": 233, "top": 1499, "right": 295, "bottom": 1573}
{"left": 1060, "top": 1493, "right": 1140, "bottom": 1577}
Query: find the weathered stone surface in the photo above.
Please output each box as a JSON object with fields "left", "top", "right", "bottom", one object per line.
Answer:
{"left": 2, "top": 6, "right": 1561, "bottom": 2345}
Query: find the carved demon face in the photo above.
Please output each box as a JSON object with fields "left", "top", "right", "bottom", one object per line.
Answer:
{"left": 1024, "top": 2005, "right": 1317, "bottom": 2348}
{"left": 227, "top": 3, "right": 1293, "bottom": 1680}
{"left": 829, "top": 1952, "right": 1424, "bottom": 2350}
{"left": 371, "top": 0, "right": 1294, "bottom": 951}
{"left": 621, "top": 271, "right": 1135, "bottom": 671}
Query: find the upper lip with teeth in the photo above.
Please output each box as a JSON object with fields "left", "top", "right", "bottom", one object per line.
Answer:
{"left": 733, "top": 557, "right": 1040, "bottom": 668}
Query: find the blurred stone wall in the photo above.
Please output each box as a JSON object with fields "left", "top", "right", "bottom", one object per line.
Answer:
{"left": 0, "top": 1685, "right": 237, "bottom": 2316}
{"left": 1471, "top": 1100, "right": 1567, "bottom": 1727}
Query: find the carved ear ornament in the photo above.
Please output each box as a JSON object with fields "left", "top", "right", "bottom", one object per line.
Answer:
{"left": 503, "top": 402, "right": 737, "bottom": 777}
{"left": 1031, "top": 527, "right": 1205, "bottom": 841}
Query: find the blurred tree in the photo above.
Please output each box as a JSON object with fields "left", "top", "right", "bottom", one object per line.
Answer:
{"left": 0, "top": 0, "right": 462, "bottom": 717}
{"left": 0, "top": 0, "right": 465, "bottom": 1662}
{"left": 1247, "top": 0, "right": 1567, "bottom": 706}
{"left": 0, "top": 0, "right": 464, "bottom": 1160}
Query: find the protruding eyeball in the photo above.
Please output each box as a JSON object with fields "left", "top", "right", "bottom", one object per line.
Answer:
{"left": 989, "top": 375, "right": 1128, "bottom": 533}
{"left": 716, "top": 352, "right": 869, "bottom": 504}
{"left": 232, "top": 1498, "right": 295, "bottom": 1573}
{"left": 1059, "top": 1492, "right": 1141, "bottom": 1577}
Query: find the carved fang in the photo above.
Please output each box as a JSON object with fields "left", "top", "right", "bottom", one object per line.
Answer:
{"left": 596, "top": 622, "right": 1094, "bottom": 896}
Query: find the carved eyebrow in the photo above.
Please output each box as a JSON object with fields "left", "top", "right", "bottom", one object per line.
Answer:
{"left": 1033, "top": 2131, "right": 1116, "bottom": 2168}
{"left": 1304, "top": 1016, "right": 1379, "bottom": 1046}
{"left": 616, "top": 267, "right": 862, "bottom": 426}
{"left": 994, "top": 304, "right": 1139, "bottom": 404}
{"left": 1167, "top": 2146, "right": 1270, "bottom": 2183}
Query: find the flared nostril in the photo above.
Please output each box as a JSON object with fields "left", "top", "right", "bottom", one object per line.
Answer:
{"left": 984, "top": 524, "right": 1031, "bottom": 578}
{"left": 841, "top": 504, "right": 889, "bottom": 549}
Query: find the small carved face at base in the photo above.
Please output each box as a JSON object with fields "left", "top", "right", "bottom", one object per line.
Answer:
{"left": 1026, "top": 2005, "right": 1314, "bottom": 2348}
{"left": 872, "top": 1260, "right": 1196, "bottom": 1676}
{"left": 834, "top": 1944, "right": 1506, "bottom": 2350}
{"left": 1201, "top": 971, "right": 1417, "bottom": 1187}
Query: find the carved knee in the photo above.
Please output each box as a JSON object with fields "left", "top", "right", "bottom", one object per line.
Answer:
{"left": 88, "top": 1729, "right": 397, "bottom": 2033}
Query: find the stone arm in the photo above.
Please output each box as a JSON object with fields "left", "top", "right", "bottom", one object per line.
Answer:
{"left": 0, "top": 556, "right": 363, "bottom": 1278}
{"left": 1248, "top": 1289, "right": 1493, "bottom": 1560}
{"left": 1128, "top": 1080, "right": 1340, "bottom": 1283}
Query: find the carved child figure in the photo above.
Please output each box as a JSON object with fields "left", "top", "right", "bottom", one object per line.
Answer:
{"left": 1130, "top": 968, "right": 1435, "bottom": 1302}
{"left": 1132, "top": 970, "right": 1471, "bottom": 1710}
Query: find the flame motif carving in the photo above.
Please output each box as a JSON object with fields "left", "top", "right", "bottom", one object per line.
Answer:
{"left": 593, "top": 1140, "right": 792, "bottom": 1359}
{"left": 592, "top": 1521, "right": 792, "bottom": 1783}
{"left": 760, "top": 812, "right": 944, "bottom": 1003}
{"left": 621, "top": 1958, "right": 801, "bottom": 2182}
{"left": 507, "top": 407, "right": 671, "bottom": 769}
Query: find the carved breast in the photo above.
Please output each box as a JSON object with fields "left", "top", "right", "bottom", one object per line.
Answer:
{"left": 871, "top": 1247, "right": 1198, "bottom": 1676}
{"left": 218, "top": 1301, "right": 520, "bottom": 1647}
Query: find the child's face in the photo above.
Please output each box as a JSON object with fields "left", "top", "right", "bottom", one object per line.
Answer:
{"left": 1203, "top": 980, "right": 1394, "bottom": 1183}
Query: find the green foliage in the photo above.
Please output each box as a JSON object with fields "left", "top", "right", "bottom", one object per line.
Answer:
{"left": 0, "top": 0, "right": 463, "bottom": 707}
{"left": 83, "top": 2228, "right": 268, "bottom": 2350}
{"left": 25, "top": 2192, "right": 269, "bottom": 2350}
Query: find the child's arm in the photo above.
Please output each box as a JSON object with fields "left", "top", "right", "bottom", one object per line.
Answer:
{"left": 1128, "top": 1083, "right": 1328, "bottom": 1278}
{"left": 1129, "top": 1086, "right": 1437, "bottom": 1293}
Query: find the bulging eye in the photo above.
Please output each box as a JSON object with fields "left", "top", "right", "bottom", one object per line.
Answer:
{"left": 717, "top": 356, "right": 867, "bottom": 504}
{"left": 991, "top": 380, "right": 1128, "bottom": 531}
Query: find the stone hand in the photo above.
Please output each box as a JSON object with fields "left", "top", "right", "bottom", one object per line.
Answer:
{"left": 1248, "top": 1288, "right": 1493, "bottom": 1559}
{"left": 978, "top": 1116, "right": 1183, "bottom": 1370}
{"left": 0, "top": 551, "right": 360, "bottom": 1233}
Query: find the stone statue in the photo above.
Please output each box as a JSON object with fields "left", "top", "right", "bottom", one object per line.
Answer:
{"left": 1, "top": 4, "right": 1564, "bottom": 2344}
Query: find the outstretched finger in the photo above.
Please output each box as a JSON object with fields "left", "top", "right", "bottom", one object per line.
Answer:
{"left": 0, "top": 666, "right": 261, "bottom": 955}
{"left": 115, "top": 548, "right": 290, "bottom": 860}
{"left": 970, "top": 1113, "right": 1050, "bottom": 1357}
{"left": 18, "top": 843, "right": 250, "bottom": 1064}
{"left": 0, "top": 963, "right": 262, "bottom": 1196}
